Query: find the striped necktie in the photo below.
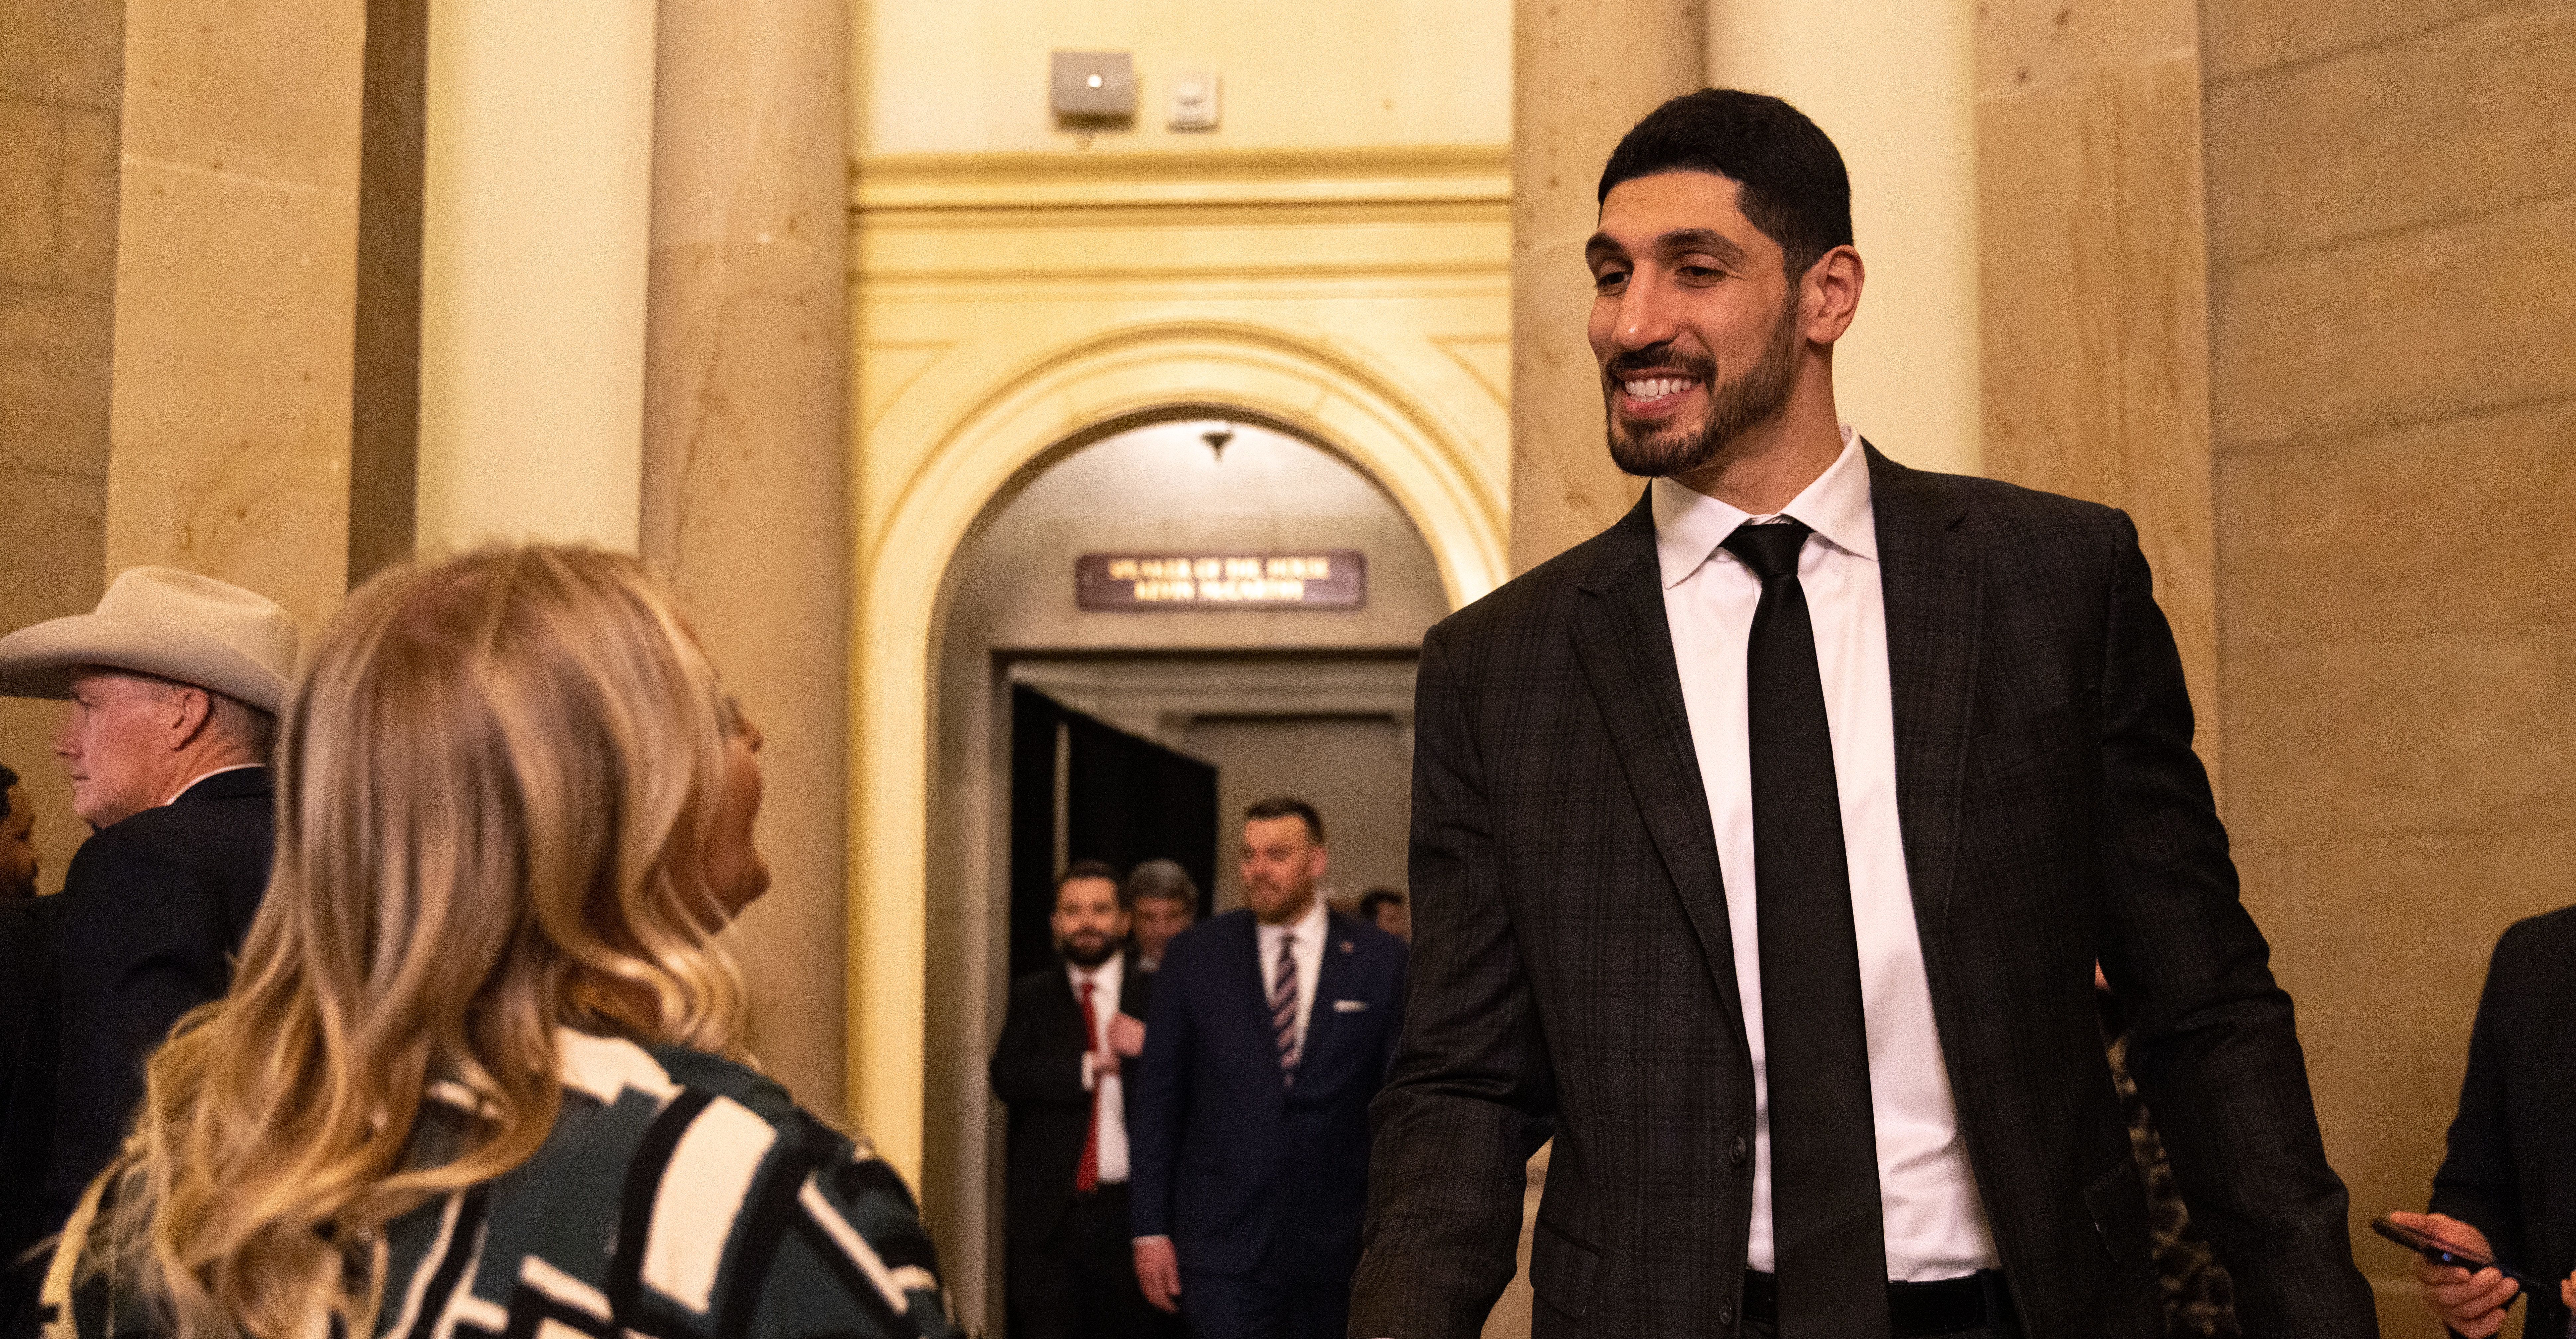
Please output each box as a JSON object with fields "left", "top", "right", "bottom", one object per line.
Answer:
{"left": 1270, "top": 933, "right": 1300, "bottom": 1086}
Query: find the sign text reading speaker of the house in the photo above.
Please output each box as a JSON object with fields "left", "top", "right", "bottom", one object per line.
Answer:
{"left": 1077, "top": 551, "right": 1366, "bottom": 610}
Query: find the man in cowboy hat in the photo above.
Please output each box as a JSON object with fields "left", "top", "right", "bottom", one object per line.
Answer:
{"left": 0, "top": 567, "right": 296, "bottom": 1282}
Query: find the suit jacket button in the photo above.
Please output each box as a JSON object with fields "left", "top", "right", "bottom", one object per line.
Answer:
{"left": 1730, "top": 1136, "right": 1748, "bottom": 1166}
{"left": 1719, "top": 1302, "right": 1735, "bottom": 1326}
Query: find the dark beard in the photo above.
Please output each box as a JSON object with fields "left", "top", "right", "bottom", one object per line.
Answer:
{"left": 1603, "top": 293, "right": 1803, "bottom": 478}
{"left": 1059, "top": 933, "right": 1119, "bottom": 969}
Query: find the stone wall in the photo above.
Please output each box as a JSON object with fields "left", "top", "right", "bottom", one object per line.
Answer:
{"left": 2203, "top": 2, "right": 2576, "bottom": 1331}
{"left": 0, "top": 0, "right": 121, "bottom": 892}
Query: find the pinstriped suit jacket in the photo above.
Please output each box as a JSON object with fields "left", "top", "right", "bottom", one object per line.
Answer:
{"left": 1350, "top": 447, "right": 2375, "bottom": 1339}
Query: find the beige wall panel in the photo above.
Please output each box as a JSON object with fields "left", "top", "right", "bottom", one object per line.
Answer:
{"left": 118, "top": 0, "right": 361, "bottom": 187}
{"left": 0, "top": 488, "right": 104, "bottom": 897}
{"left": 2207, "top": 0, "right": 2576, "bottom": 1322}
{"left": 0, "top": 287, "right": 115, "bottom": 472}
{"left": 0, "top": 0, "right": 122, "bottom": 107}
{"left": 2204, "top": 2, "right": 2576, "bottom": 264}
{"left": 1505, "top": 0, "right": 1702, "bottom": 572}
{"left": 2210, "top": 191, "right": 2576, "bottom": 455}
{"left": 103, "top": 0, "right": 360, "bottom": 638}
{"left": 105, "top": 161, "right": 357, "bottom": 635}
{"left": 0, "top": 0, "right": 118, "bottom": 898}
{"left": 1975, "top": 0, "right": 2193, "bottom": 94}
{"left": 857, "top": 0, "right": 1508, "bottom": 155}
{"left": 2202, "top": 0, "right": 2521, "bottom": 81}
{"left": 1976, "top": 0, "right": 2218, "bottom": 782}
{"left": 644, "top": 0, "right": 853, "bottom": 1123}
{"left": 2216, "top": 400, "right": 2576, "bottom": 655}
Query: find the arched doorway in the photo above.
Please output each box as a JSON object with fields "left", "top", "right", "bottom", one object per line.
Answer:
{"left": 917, "top": 410, "right": 1455, "bottom": 1330}
{"left": 843, "top": 324, "right": 1506, "bottom": 1193}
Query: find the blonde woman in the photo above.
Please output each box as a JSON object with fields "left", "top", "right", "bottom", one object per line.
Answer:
{"left": 43, "top": 547, "right": 957, "bottom": 1339}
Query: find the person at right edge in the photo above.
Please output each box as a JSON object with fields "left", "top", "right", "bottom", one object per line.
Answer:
{"left": 2390, "top": 907, "right": 2576, "bottom": 1337}
{"left": 1348, "top": 90, "right": 2374, "bottom": 1339}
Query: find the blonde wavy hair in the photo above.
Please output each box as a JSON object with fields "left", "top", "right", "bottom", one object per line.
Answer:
{"left": 86, "top": 546, "right": 750, "bottom": 1339}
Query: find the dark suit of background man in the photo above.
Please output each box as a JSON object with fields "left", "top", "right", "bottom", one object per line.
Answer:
{"left": 991, "top": 860, "right": 1174, "bottom": 1339}
{"left": 1131, "top": 796, "right": 1406, "bottom": 1339}
{"left": 1349, "top": 90, "right": 2373, "bottom": 1339}
{"left": 0, "top": 566, "right": 295, "bottom": 1330}
{"left": 2390, "top": 907, "right": 2576, "bottom": 1337}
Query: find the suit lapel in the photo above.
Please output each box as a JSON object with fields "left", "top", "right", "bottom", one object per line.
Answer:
{"left": 1228, "top": 913, "right": 1277, "bottom": 1058}
{"left": 1867, "top": 446, "right": 1981, "bottom": 941}
{"left": 1571, "top": 496, "right": 1749, "bottom": 1056}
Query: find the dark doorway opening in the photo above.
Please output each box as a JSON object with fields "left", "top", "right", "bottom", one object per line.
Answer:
{"left": 1006, "top": 685, "right": 1220, "bottom": 981}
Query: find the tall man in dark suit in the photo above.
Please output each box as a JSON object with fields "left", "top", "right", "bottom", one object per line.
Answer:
{"left": 0, "top": 566, "right": 294, "bottom": 1301}
{"left": 991, "top": 860, "right": 1169, "bottom": 1339}
{"left": 1130, "top": 796, "right": 1406, "bottom": 1339}
{"left": 2390, "top": 907, "right": 2576, "bottom": 1336}
{"left": 1350, "top": 91, "right": 2372, "bottom": 1339}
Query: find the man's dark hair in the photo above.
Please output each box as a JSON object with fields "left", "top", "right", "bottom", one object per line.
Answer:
{"left": 0, "top": 762, "right": 18, "bottom": 818}
{"left": 1124, "top": 858, "right": 1197, "bottom": 908}
{"left": 1244, "top": 795, "right": 1324, "bottom": 846}
{"left": 1057, "top": 859, "right": 1128, "bottom": 909}
{"left": 1597, "top": 88, "right": 1853, "bottom": 282}
{"left": 1357, "top": 888, "right": 1404, "bottom": 920}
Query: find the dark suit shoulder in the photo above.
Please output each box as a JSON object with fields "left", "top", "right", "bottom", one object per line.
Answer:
{"left": 2490, "top": 904, "right": 2576, "bottom": 980}
{"left": 65, "top": 770, "right": 274, "bottom": 885}
{"left": 1872, "top": 451, "right": 2128, "bottom": 541}
{"left": 1007, "top": 963, "right": 1071, "bottom": 1000}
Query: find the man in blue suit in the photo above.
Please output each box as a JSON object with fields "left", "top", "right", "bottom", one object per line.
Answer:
{"left": 1130, "top": 796, "right": 1407, "bottom": 1339}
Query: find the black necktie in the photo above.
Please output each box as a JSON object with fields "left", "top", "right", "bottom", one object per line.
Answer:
{"left": 1721, "top": 520, "right": 1890, "bottom": 1339}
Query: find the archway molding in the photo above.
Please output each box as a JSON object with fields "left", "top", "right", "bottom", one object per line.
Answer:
{"left": 846, "top": 321, "right": 1506, "bottom": 1177}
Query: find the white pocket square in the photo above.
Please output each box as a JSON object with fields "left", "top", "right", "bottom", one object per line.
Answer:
{"left": 1332, "top": 999, "right": 1368, "bottom": 1013}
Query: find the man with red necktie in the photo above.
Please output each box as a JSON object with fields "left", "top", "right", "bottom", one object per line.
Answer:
{"left": 992, "top": 860, "right": 1170, "bottom": 1339}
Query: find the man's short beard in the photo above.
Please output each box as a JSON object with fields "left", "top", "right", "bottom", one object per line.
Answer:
{"left": 1603, "top": 291, "right": 1804, "bottom": 479}
{"left": 1059, "top": 933, "right": 1119, "bottom": 969}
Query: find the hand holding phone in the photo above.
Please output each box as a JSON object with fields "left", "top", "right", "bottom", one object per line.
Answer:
{"left": 2379, "top": 1211, "right": 2538, "bottom": 1337}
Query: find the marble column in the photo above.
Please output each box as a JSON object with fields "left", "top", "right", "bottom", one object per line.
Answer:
{"left": 1507, "top": 0, "right": 1705, "bottom": 573}
{"left": 417, "top": 0, "right": 656, "bottom": 554}
{"left": 641, "top": 0, "right": 853, "bottom": 1122}
{"left": 1708, "top": 0, "right": 1981, "bottom": 480}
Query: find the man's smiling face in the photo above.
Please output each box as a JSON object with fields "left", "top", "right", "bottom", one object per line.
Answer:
{"left": 1585, "top": 170, "right": 1805, "bottom": 479}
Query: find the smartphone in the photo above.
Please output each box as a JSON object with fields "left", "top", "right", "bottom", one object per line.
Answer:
{"left": 2372, "top": 1216, "right": 2549, "bottom": 1294}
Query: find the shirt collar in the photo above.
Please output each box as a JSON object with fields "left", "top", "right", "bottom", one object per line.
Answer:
{"left": 162, "top": 762, "right": 262, "bottom": 807}
{"left": 1650, "top": 424, "right": 1875, "bottom": 590}
{"left": 1259, "top": 895, "right": 1329, "bottom": 944}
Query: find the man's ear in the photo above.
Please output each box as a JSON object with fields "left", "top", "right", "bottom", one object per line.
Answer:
{"left": 166, "top": 687, "right": 216, "bottom": 751}
{"left": 1803, "top": 244, "right": 1864, "bottom": 345}
{"left": 1308, "top": 844, "right": 1330, "bottom": 884}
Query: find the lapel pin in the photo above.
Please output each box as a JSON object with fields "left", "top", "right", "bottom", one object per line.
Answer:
{"left": 1339, "top": 939, "right": 1354, "bottom": 953}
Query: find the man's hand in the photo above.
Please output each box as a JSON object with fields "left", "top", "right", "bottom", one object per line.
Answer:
{"left": 1109, "top": 1013, "right": 1146, "bottom": 1058}
{"left": 1133, "top": 1238, "right": 1182, "bottom": 1314}
{"left": 2389, "top": 1210, "right": 2519, "bottom": 1336}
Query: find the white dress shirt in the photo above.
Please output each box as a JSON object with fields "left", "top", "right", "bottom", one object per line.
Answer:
{"left": 1255, "top": 894, "right": 1328, "bottom": 1059}
{"left": 1069, "top": 953, "right": 1130, "bottom": 1185}
{"left": 1654, "top": 427, "right": 1999, "bottom": 1280}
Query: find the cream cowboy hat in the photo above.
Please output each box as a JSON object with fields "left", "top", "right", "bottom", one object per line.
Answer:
{"left": 0, "top": 567, "right": 297, "bottom": 714}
